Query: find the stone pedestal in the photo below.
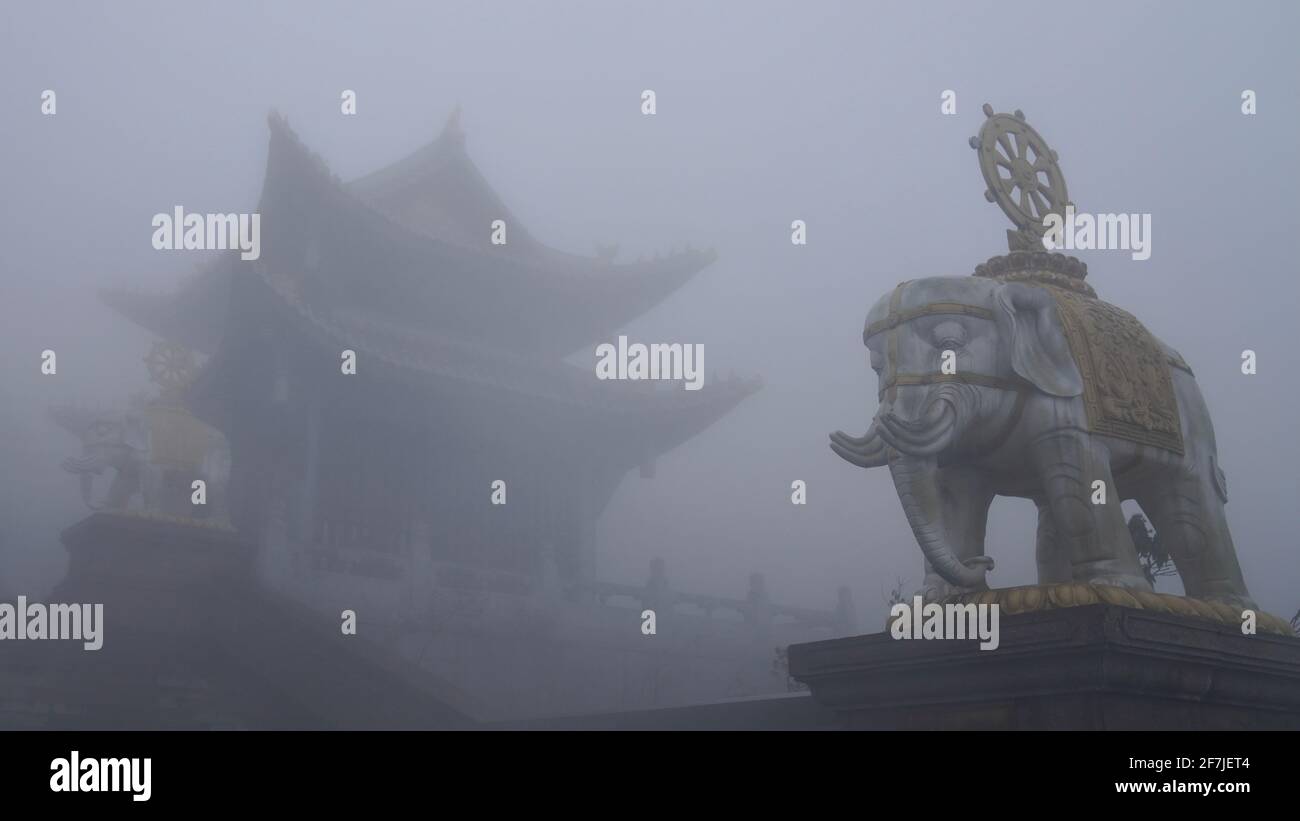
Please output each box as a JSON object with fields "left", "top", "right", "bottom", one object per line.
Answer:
{"left": 0, "top": 512, "right": 473, "bottom": 729}
{"left": 787, "top": 603, "right": 1300, "bottom": 730}
{"left": 55, "top": 512, "right": 252, "bottom": 639}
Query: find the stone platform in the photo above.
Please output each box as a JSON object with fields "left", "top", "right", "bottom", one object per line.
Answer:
{"left": 0, "top": 512, "right": 475, "bottom": 729}
{"left": 787, "top": 603, "right": 1300, "bottom": 730}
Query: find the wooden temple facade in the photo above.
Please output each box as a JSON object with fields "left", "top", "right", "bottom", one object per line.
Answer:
{"left": 98, "top": 112, "right": 849, "bottom": 718}
{"left": 104, "top": 111, "right": 757, "bottom": 589}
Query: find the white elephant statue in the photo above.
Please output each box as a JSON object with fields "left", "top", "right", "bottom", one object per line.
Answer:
{"left": 831, "top": 252, "right": 1256, "bottom": 612}
{"left": 49, "top": 405, "right": 156, "bottom": 511}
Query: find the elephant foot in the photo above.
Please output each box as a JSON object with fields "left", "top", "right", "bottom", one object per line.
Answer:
{"left": 1200, "top": 592, "right": 1259, "bottom": 614}
{"left": 914, "top": 575, "right": 985, "bottom": 604}
{"left": 1081, "top": 573, "right": 1152, "bottom": 592}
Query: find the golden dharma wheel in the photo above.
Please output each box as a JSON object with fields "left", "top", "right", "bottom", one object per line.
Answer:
{"left": 970, "top": 103, "right": 1070, "bottom": 241}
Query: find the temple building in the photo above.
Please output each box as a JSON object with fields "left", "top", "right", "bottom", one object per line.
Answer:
{"left": 95, "top": 111, "right": 849, "bottom": 719}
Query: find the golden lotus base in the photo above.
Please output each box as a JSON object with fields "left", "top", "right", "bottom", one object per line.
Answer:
{"left": 928, "top": 583, "right": 1295, "bottom": 637}
{"left": 103, "top": 508, "right": 235, "bottom": 532}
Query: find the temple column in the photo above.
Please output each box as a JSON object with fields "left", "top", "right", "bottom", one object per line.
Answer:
{"left": 295, "top": 398, "right": 321, "bottom": 546}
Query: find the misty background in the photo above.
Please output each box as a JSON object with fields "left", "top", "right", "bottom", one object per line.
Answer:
{"left": 1, "top": 0, "right": 1298, "bottom": 623}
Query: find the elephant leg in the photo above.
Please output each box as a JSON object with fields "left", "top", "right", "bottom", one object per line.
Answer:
{"left": 1031, "top": 430, "right": 1150, "bottom": 590}
{"left": 1033, "top": 497, "right": 1071, "bottom": 584}
{"left": 106, "top": 468, "right": 136, "bottom": 509}
{"left": 915, "top": 465, "right": 995, "bottom": 602}
{"left": 141, "top": 467, "right": 158, "bottom": 511}
{"left": 1135, "top": 473, "right": 1255, "bottom": 610}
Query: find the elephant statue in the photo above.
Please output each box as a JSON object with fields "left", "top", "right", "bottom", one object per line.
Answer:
{"left": 830, "top": 254, "right": 1257, "bottom": 611}
{"left": 49, "top": 405, "right": 154, "bottom": 511}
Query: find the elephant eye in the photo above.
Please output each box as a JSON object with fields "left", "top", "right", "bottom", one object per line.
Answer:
{"left": 932, "top": 321, "right": 967, "bottom": 350}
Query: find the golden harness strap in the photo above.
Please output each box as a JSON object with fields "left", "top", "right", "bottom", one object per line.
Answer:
{"left": 867, "top": 281, "right": 1027, "bottom": 403}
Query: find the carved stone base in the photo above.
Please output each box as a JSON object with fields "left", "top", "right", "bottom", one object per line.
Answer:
{"left": 790, "top": 603, "right": 1300, "bottom": 730}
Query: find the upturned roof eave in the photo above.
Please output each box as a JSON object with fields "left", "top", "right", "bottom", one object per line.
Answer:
{"left": 104, "top": 111, "right": 720, "bottom": 359}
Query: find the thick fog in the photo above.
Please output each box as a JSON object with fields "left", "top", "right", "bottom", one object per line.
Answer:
{"left": 2, "top": 0, "right": 1298, "bottom": 629}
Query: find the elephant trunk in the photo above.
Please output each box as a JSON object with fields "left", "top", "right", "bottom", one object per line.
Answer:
{"left": 888, "top": 453, "right": 992, "bottom": 589}
{"left": 77, "top": 471, "right": 104, "bottom": 510}
{"left": 62, "top": 455, "right": 106, "bottom": 510}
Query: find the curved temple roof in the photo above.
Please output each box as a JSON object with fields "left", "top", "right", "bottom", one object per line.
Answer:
{"left": 105, "top": 111, "right": 759, "bottom": 463}
{"left": 105, "top": 110, "right": 717, "bottom": 358}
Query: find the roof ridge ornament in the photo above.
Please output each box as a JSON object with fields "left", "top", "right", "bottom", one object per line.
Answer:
{"left": 969, "top": 103, "right": 1072, "bottom": 253}
{"left": 442, "top": 104, "right": 464, "bottom": 142}
{"left": 265, "top": 108, "right": 339, "bottom": 185}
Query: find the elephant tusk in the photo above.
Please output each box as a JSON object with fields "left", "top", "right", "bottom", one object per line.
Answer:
{"left": 880, "top": 422, "right": 952, "bottom": 457}
{"left": 877, "top": 402, "right": 957, "bottom": 457}
{"left": 830, "top": 439, "right": 884, "bottom": 468}
{"left": 874, "top": 418, "right": 915, "bottom": 454}
{"left": 829, "top": 428, "right": 889, "bottom": 468}
{"left": 832, "top": 429, "right": 875, "bottom": 448}
{"left": 62, "top": 456, "right": 104, "bottom": 475}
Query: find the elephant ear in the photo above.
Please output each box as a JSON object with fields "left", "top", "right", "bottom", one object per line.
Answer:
{"left": 995, "top": 282, "right": 1083, "bottom": 398}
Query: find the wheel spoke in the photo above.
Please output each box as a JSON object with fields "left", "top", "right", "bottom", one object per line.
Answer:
{"left": 997, "top": 133, "right": 1016, "bottom": 162}
{"left": 1031, "top": 189, "right": 1050, "bottom": 216}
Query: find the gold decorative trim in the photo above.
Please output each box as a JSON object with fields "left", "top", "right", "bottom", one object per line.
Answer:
{"left": 882, "top": 282, "right": 908, "bottom": 406}
{"left": 877, "top": 371, "right": 1025, "bottom": 401}
{"left": 1166, "top": 348, "right": 1194, "bottom": 376}
{"left": 920, "top": 584, "right": 1295, "bottom": 637}
{"left": 100, "top": 509, "right": 236, "bottom": 532}
{"left": 975, "top": 267, "right": 1097, "bottom": 298}
{"left": 1050, "top": 287, "right": 1185, "bottom": 455}
{"left": 971, "top": 250, "right": 1092, "bottom": 295}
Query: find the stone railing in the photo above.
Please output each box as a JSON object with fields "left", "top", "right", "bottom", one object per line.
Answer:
{"left": 572, "top": 560, "right": 856, "bottom": 634}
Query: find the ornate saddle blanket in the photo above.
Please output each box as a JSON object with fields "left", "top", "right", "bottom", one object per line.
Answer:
{"left": 1048, "top": 286, "right": 1185, "bottom": 455}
